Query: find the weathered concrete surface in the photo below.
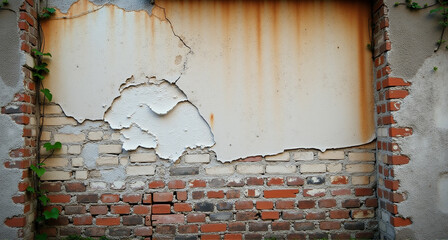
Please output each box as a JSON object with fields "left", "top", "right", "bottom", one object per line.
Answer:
{"left": 159, "top": 0, "right": 375, "bottom": 161}
{"left": 393, "top": 53, "right": 448, "bottom": 240}
{"left": 41, "top": 0, "right": 189, "bottom": 122}
{"left": 0, "top": 0, "right": 24, "bottom": 107}
{"left": 385, "top": 1, "right": 448, "bottom": 239}
{"left": 0, "top": 115, "right": 25, "bottom": 239}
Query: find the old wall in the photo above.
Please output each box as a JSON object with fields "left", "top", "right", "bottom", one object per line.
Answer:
{"left": 36, "top": 0, "right": 378, "bottom": 239}
{"left": 375, "top": 0, "right": 448, "bottom": 239}
{"left": 0, "top": 0, "right": 39, "bottom": 239}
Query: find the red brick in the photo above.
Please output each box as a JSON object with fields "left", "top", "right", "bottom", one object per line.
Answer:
{"left": 298, "top": 200, "right": 315, "bottom": 209}
{"left": 174, "top": 203, "right": 192, "bottom": 212}
{"left": 303, "top": 189, "right": 326, "bottom": 197}
{"left": 176, "top": 191, "right": 188, "bottom": 201}
{"left": 149, "top": 180, "right": 165, "bottom": 189}
{"left": 355, "top": 188, "right": 374, "bottom": 196}
{"left": 224, "top": 234, "right": 243, "bottom": 240}
{"left": 235, "top": 201, "right": 253, "bottom": 210}
{"left": 133, "top": 205, "right": 151, "bottom": 215}
{"left": 65, "top": 182, "right": 86, "bottom": 192}
{"left": 201, "top": 235, "right": 220, "bottom": 240}
{"left": 387, "top": 101, "right": 401, "bottom": 111}
{"left": 152, "top": 214, "right": 184, "bottom": 224}
{"left": 226, "top": 190, "right": 240, "bottom": 199}
{"left": 152, "top": 204, "right": 171, "bottom": 214}
{"left": 306, "top": 212, "right": 326, "bottom": 220}
{"left": 101, "top": 194, "right": 119, "bottom": 203}
{"left": 264, "top": 189, "right": 299, "bottom": 198}
{"left": 247, "top": 177, "right": 264, "bottom": 185}
{"left": 5, "top": 217, "right": 26, "bottom": 227}
{"left": 90, "top": 205, "right": 108, "bottom": 215}
{"left": 390, "top": 192, "right": 405, "bottom": 203}
{"left": 256, "top": 201, "right": 273, "bottom": 210}
{"left": 134, "top": 227, "right": 152, "bottom": 236}
{"left": 386, "top": 203, "right": 398, "bottom": 214}
{"left": 73, "top": 215, "right": 93, "bottom": 225}
{"left": 261, "top": 211, "right": 279, "bottom": 220}
{"left": 283, "top": 211, "right": 305, "bottom": 220}
{"left": 318, "top": 199, "right": 336, "bottom": 208}
{"left": 201, "top": 223, "right": 227, "bottom": 233}
{"left": 12, "top": 115, "right": 30, "bottom": 125}
{"left": 320, "top": 221, "right": 341, "bottom": 230}
{"left": 330, "top": 176, "right": 348, "bottom": 184}
{"left": 192, "top": 191, "right": 204, "bottom": 199}
{"left": 286, "top": 177, "right": 305, "bottom": 186}
{"left": 382, "top": 77, "right": 410, "bottom": 88}
{"left": 236, "top": 211, "right": 257, "bottom": 221}
{"left": 122, "top": 194, "right": 141, "bottom": 203}
{"left": 272, "top": 222, "right": 290, "bottom": 231}
{"left": 18, "top": 21, "right": 29, "bottom": 30}
{"left": 229, "top": 222, "right": 245, "bottom": 231}
{"left": 179, "top": 224, "right": 198, "bottom": 234}
{"left": 187, "top": 213, "right": 206, "bottom": 223}
{"left": 153, "top": 192, "right": 173, "bottom": 202}
{"left": 143, "top": 194, "right": 152, "bottom": 204}
{"left": 386, "top": 89, "right": 409, "bottom": 99}
{"left": 48, "top": 194, "right": 71, "bottom": 203}
{"left": 18, "top": 181, "right": 29, "bottom": 192}
{"left": 385, "top": 180, "right": 400, "bottom": 191}
{"left": 342, "top": 199, "right": 360, "bottom": 208}
{"left": 389, "top": 128, "right": 412, "bottom": 137}
{"left": 330, "top": 210, "right": 350, "bottom": 219}
{"left": 246, "top": 189, "right": 258, "bottom": 197}
{"left": 189, "top": 180, "right": 206, "bottom": 188}
{"left": 168, "top": 180, "right": 186, "bottom": 189}
{"left": 110, "top": 205, "right": 131, "bottom": 214}
{"left": 382, "top": 115, "right": 396, "bottom": 124}
{"left": 96, "top": 217, "right": 120, "bottom": 226}
{"left": 9, "top": 148, "right": 31, "bottom": 158}
{"left": 276, "top": 200, "right": 295, "bottom": 209}
{"left": 207, "top": 190, "right": 224, "bottom": 198}
{"left": 267, "top": 177, "right": 284, "bottom": 186}
{"left": 331, "top": 189, "right": 351, "bottom": 196}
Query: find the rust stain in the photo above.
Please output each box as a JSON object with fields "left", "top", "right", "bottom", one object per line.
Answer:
{"left": 210, "top": 113, "right": 214, "bottom": 129}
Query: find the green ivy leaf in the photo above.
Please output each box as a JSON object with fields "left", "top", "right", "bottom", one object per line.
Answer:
{"left": 30, "top": 164, "right": 46, "bottom": 178}
{"left": 43, "top": 207, "right": 59, "bottom": 220}
{"left": 2, "top": 0, "right": 8, "bottom": 5}
{"left": 32, "top": 72, "right": 45, "bottom": 80}
{"left": 45, "top": 7, "right": 56, "bottom": 14}
{"left": 35, "top": 233, "right": 47, "bottom": 240}
{"left": 26, "top": 186, "right": 35, "bottom": 193}
{"left": 43, "top": 142, "right": 61, "bottom": 151}
{"left": 430, "top": 7, "right": 444, "bottom": 13}
{"left": 32, "top": 49, "right": 52, "bottom": 57}
{"left": 34, "top": 63, "right": 49, "bottom": 73}
{"left": 39, "top": 195, "right": 50, "bottom": 206}
{"left": 40, "top": 88, "right": 53, "bottom": 102}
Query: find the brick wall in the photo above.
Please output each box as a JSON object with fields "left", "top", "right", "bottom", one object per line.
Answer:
{"left": 39, "top": 106, "right": 378, "bottom": 239}
{"left": 372, "top": 1, "right": 413, "bottom": 239}
{"left": 1, "top": 0, "right": 39, "bottom": 238}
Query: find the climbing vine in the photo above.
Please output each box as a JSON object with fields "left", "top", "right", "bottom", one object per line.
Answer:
{"left": 394, "top": 0, "right": 448, "bottom": 51}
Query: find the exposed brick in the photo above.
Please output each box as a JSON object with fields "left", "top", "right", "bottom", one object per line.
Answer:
{"left": 216, "top": 201, "right": 233, "bottom": 211}
{"left": 248, "top": 222, "right": 269, "bottom": 231}
{"left": 282, "top": 211, "right": 305, "bottom": 220}
{"left": 264, "top": 189, "right": 299, "bottom": 198}
{"left": 192, "top": 191, "right": 205, "bottom": 199}
{"left": 96, "top": 217, "right": 120, "bottom": 226}
{"left": 133, "top": 205, "right": 151, "bottom": 215}
{"left": 320, "top": 221, "right": 341, "bottom": 230}
{"left": 247, "top": 177, "right": 264, "bottom": 185}
{"left": 48, "top": 194, "right": 71, "bottom": 203}
{"left": 143, "top": 194, "right": 152, "bottom": 204}
{"left": 122, "top": 194, "right": 141, "bottom": 203}
{"left": 90, "top": 205, "right": 108, "bottom": 215}
{"left": 110, "top": 205, "right": 131, "bottom": 214}
{"left": 156, "top": 225, "right": 176, "bottom": 234}
{"left": 385, "top": 89, "right": 409, "bottom": 99}
{"left": 207, "top": 190, "right": 225, "bottom": 198}
{"left": 179, "top": 224, "right": 199, "bottom": 234}
{"left": 224, "top": 234, "right": 243, "bottom": 240}
{"left": 134, "top": 227, "right": 152, "bottom": 236}
{"left": 235, "top": 201, "right": 253, "bottom": 210}
{"left": 85, "top": 227, "right": 106, "bottom": 237}
{"left": 256, "top": 201, "right": 273, "bottom": 210}
{"left": 41, "top": 182, "right": 62, "bottom": 192}
{"left": 73, "top": 215, "right": 93, "bottom": 225}
{"left": 276, "top": 200, "right": 295, "bottom": 209}
{"left": 287, "top": 233, "right": 307, "bottom": 240}
{"left": 389, "top": 127, "right": 413, "bottom": 137}
{"left": 109, "top": 228, "right": 131, "bottom": 236}
{"left": 65, "top": 182, "right": 86, "bottom": 192}
{"left": 195, "top": 202, "right": 214, "bottom": 212}
{"left": 272, "top": 222, "right": 290, "bottom": 231}
{"left": 226, "top": 189, "right": 240, "bottom": 199}
{"left": 229, "top": 222, "right": 245, "bottom": 231}
{"left": 306, "top": 212, "right": 326, "bottom": 220}
{"left": 201, "top": 235, "right": 221, "bottom": 240}
{"left": 352, "top": 209, "right": 375, "bottom": 219}
{"left": 303, "top": 188, "right": 326, "bottom": 197}
{"left": 267, "top": 177, "right": 284, "bottom": 186}
{"left": 101, "top": 194, "right": 120, "bottom": 203}
{"left": 210, "top": 212, "right": 233, "bottom": 221}
{"left": 236, "top": 211, "right": 257, "bottom": 221}
{"left": 60, "top": 227, "right": 82, "bottom": 236}
{"left": 168, "top": 180, "right": 186, "bottom": 189}
{"left": 153, "top": 192, "right": 174, "bottom": 202}
{"left": 152, "top": 204, "right": 171, "bottom": 214}
{"left": 170, "top": 167, "right": 199, "bottom": 176}
{"left": 187, "top": 213, "right": 206, "bottom": 223}
{"left": 201, "top": 223, "right": 227, "bottom": 233}
{"left": 245, "top": 234, "right": 263, "bottom": 240}
{"left": 298, "top": 200, "right": 315, "bottom": 209}
{"left": 330, "top": 210, "right": 350, "bottom": 219}
{"left": 318, "top": 199, "right": 336, "bottom": 208}
{"left": 331, "top": 189, "right": 351, "bottom": 196}
{"left": 286, "top": 177, "right": 305, "bottom": 186}
{"left": 382, "top": 77, "right": 410, "bottom": 88}
{"left": 355, "top": 188, "right": 374, "bottom": 196}
{"left": 174, "top": 203, "right": 192, "bottom": 212}
{"left": 344, "top": 221, "right": 365, "bottom": 230}
{"left": 65, "top": 206, "right": 86, "bottom": 215}
{"left": 149, "top": 180, "right": 165, "bottom": 189}
{"left": 261, "top": 211, "right": 279, "bottom": 220}
{"left": 152, "top": 214, "right": 184, "bottom": 224}
{"left": 189, "top": 179, "right": 206, "bottom": 188}
{"left": 293, "top": 222, "right": 314, "bottom": 231}
{"left": 123, "top": 215, "right": 143, "bottom": 226}
{"left": 390, "top": 216, "right": 412, "bottom": 227}
{"left": 177, "top": 191, "right": 188, "bottom": 201}
{"left": 47, "top": 216, "right": 69, "bottom": 226}
{"left": 5, "top": 217, "right": 26, "bottom": 227}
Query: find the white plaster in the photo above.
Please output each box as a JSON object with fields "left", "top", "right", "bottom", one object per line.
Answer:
{"left": 438, "top": 174, "right": 448, "bottom": 213}
{"left": 42, "top": 0, "right": 190, "bottom": 122}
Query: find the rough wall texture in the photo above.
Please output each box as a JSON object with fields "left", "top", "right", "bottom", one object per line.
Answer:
{"left": 0, "top": 0, "right": 39, "bottom": 239}
{"left": 375, "top": 0, "right": 448, "bottom": 239}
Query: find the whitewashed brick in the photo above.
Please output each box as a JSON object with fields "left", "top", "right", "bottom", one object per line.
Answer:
{"left": 327, "top": 163, "right": 342, "bottom": 172}
{"left": 120, "top": 157, "right": 128, "bottom": 166}
{"left": 54, "top": 133, "right": 85, "bottom": 143}
{"left": 43, "top": 117, "right": 77, "bottom": 126}
{"left": 266, "top": 165, "right": 296, "bottom": 174}
{"left": 111, "top": 133, "right": 121, "bottom": 140}
{"left": 236, "top": 165, "right": 264, "bottom": 174}
{"left": 352, "top": 176, "right": 370, "bottom": 185}
{"left": 98, "top": 144, "right": 122, "bottom": 154}
{"left": 304, "top": 189, "right": 326, "bottom": 197}
{"left": 346, "top": 164, "right": 374, "bottom": 173}
{"left": 126, "top": 166, "right": 155, "bottom": 176}
{"left": 112, "top": 181, "right": 126, "bottom": 190}
{"left": 96, "top": 156, "right": 119, "bottom": 166}
{"left": 318, "top": 150, "right": 345, "bottom": 160}
{"left": 348, "top": 152, "right": 375, "bottom": 161}
{"left": 88, "top": 131, "right": 104, "bottom": 140}
{"left": 244, "top": 189, "right": 261, "bottom": 197}
{"left": 90, "top": 182, "right": 107, "bottom": 190}
{"left": 75, "top": 170, "right": 88, "bottom": 179}
{"left": 68, "top": 145, "right": 82, "bottom": 154}
{"left": 44, "top": 105, "right": 63, "bottom": 114}
{"left": 130, "top": 153, "right": 157, "bottom": 163}
{"left": 29, "top": 117, "right": 36, "bottom": 125}
{"left": 44, "top": 158, "right": 68, "bottom": 167}
{"left": 40, "top": 145, "right": 68, "bottom": 155}
{"left": 205, "top": 166, "right": 234, "bottom": 175}
{"left": 300, "top": 164, "right": 326, "bottom": 173}
{"left": 25, "top": 53, "right": 34, "bottom": 68}
{"left": 293, "top": 151, "right": 314, "bottom": 161}
{"left": 41, "top": 131, "right": 51, "bottom": 141}
{"left": 41, "top": 171, "right": 71, "bottom": 180}
{"left": 72, "top": 157, "right": 84, "bottom": 167}
{"left": 130, "top": 181, "right": 145, "bottom": 190}
{"left": 185, "top": 154, "right": 210, "bottom": 163}
{"left": 265, "top": 152, "right": 290, "bottom": 162}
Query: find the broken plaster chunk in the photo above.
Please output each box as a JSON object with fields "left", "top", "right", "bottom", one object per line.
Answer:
{"left": 265, "top": 152, "right": 290, "bottom": 162}
{"left": 120, "top": 125, "right": 157, "bottom": 151}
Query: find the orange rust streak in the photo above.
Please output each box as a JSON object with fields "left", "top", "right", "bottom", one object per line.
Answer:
{"left": 210, "top": 113, "right": 214, "bottom": 129}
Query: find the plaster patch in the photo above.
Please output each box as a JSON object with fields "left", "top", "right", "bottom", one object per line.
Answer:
{"left": 105, "top": 83, "right": 214, "bottom": 161}
{"left": 81, "top": 143, "right": 99, "bottom": 168}
{"left": 41, "top": 0, "right": 189, "bottom": 121}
